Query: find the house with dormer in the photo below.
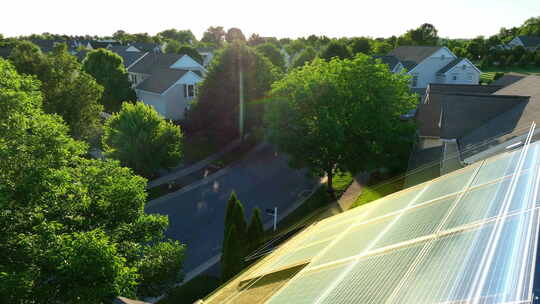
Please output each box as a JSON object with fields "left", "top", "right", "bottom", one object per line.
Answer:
{"left": 376, "top": 46, "right": 481, "bottom": 92}
{"left": 127, "top": 53, "right": 206, "bottom": 120}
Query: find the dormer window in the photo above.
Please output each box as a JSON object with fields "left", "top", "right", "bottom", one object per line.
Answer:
{"left": 462, "top": 65, "right": 467, "bottom": 70}
{"left": 441, "top": 54, "right": 445, "bottom": 60}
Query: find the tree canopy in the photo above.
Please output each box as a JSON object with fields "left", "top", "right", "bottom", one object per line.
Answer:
{"left": 349, "top": 37, "right": 372, "bottom": 55}
{"left": 187, "top": 42, "right": 280, "bottom": 140}
{"left": 0, "top": 58, "right": 185, "bottom": 302}
{"left": 9, "top": 42, "right": 104, "bottom": 141}
{"left": 201, "top": 26, "right": 226, "bottom": 47}
{"left": 82, "top": 48, "right": 136, "bottom": 113}
{"left": 291, "top": 46, "right": 317, "bottom": 68}
{"left": 265, "top": 55, "right": 417, "bottom": 191}
{"left": 102, "top": 102, "right": 183, "bottom": 177}
{"left": 320, "top": 40, "right": 351, "bottom": 60}
{"left": 158, "top": 29, "right": 196, "bottom": 45}
{"left": 225, "top": 27, "right": 246, "bottom": 43}
{"left": 255, "top": 42, "right": 286, "bottom": 70}
{"left": 400, "top": 23, "right": 439, "bottom": 46}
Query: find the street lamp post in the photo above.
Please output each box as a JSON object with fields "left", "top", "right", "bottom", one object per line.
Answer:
{"left": 266, "top": 207, "right": 278, "bottom": 231}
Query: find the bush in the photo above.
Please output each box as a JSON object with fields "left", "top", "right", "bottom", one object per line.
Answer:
{"left": 102, "top": 102, "right": 183, "bottom": 177}
{"left": 505, "top": 54, "right": 516, "bottom": 67}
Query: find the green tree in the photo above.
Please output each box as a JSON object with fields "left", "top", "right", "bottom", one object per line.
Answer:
{"left": 165, "top": 39, "right": 181, "bottom": 54}
{"left": 520, "top": 16, "right": 540, "bottom": 36}
{"left": 9, "top": 42, "right": 104, "bottom": 141}
{"left": 82, "top": 48, "right": 136, "bottom": 113}
{"left": 248, "top": 33, "right": 266, "bottom": 46}
{"left": 320, "top": 40, "right": 351, "bottom": 60}
{"left": 177, "top": 45, "right": 204, "bottom": 65}
{"left": 256, "top": 42, "right": 285, "bottom": 70}
{"left": 103, "top": 102, "right": 183, "bottom": 177}
{"left": 265, "top": 55, "right": 416, "bottom": 193}
{"left": 0, "top": 59, "right": 186, "bottom": 301}
{"left": 158, "top": 29, "right": 195, "bottom": 45}
{"left": 201, "top": 26, "right": 226, "bottom": 47}
{"left": 401, "top": 23, "right": 439, "bottom": 46}
{"left": 372, "top": 40, "right": 393, "bottom": 55}
{"left": 349, "top": 37, "right": 372, "bottom": 55}
{"left": 225, "top": 27, "right": 246, "bottom": 43}
{"left": 292, "top": 46, "right": 317, "bottom": 68}
{"left": 187, "top": 42, "right": 279, "bottom": 140}
{"left": 465, "top": 37, "right": 487, "bottom": 61}
{"left": 221, "top": 192, "right": 248, "bottom": 282}
{"left": 535, "top": 51, "right": 540, "bottom": 67}
{"left": 247, "top": 208, "right": 264, "bottom": 253}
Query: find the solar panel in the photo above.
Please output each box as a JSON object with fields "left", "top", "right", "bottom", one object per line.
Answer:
{"left": 214, "top": 125, "right": 540, "bottom": 304}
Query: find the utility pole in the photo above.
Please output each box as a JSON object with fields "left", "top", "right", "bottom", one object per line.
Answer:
{"left": 238, "top": 50, "right": 245, "bottom": 140}
{"left": 266, "top": 207, "right": 278, "bottom": 232}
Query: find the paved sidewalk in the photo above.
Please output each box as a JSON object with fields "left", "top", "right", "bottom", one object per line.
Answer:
{"left": 337, "top": 172, "right": 370, "bottom": 211}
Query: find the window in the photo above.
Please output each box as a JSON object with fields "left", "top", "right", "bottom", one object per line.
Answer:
{"left": 184, "top": 84, "right": 196, "bottom": 98}
{"left": 441, "top": 54, "right": 445, "bottom": 60}
{"left": 462, "top": 64, "right": 467, "bottom": 70}
{"left": 452, "top": 75, "right": 458, "bottom": 81}
{"left": 411, "top": 75, "right": 419, "bottom": 87}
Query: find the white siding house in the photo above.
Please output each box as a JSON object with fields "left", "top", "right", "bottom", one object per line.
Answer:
{"left": 128, "top": 54, "right": 205, "bottom": 120}
{"left": 380, "top": 46, "right": 481, "bottom": 89}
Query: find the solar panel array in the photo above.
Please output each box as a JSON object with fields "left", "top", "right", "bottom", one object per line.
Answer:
{"left": 249, "top": 135, "right": 540, "bottom": 303}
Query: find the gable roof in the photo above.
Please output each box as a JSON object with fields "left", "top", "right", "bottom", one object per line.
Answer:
{"left": 135, "top": 68, "right": 191, "bottom": 94}
{"left": 114, "top": 51, "right": 147, "bottom": 69}
{"left": 490, "top": 72, "right": 528, "bottom": 87}
{"left": 129, "top": 42, "right": 161, "bottom": 52}
{"left": 387, "top": 46, "right": 442, "bottom": 68}
{"left": 517, "top": 36, "right": 540, "bottom": 48}
{"left": 427, "top": 83, "right": 503, "bottom": 95}
{"left": 128, "top": 53, "right": 183, "bottom": 74}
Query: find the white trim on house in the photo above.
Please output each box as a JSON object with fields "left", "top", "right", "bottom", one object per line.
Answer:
{"left": 126, "top": 52, "right": 149, "bottom": 70}
{"left": 441, "top": 58, "right": 482, "bottom": 75}
{"left": 407, "top": 47, "right": 456, "bottom": 74}
{"left": 170, "top": 55, "right": 207, "bottom": 73}
{"left": 160, "top": 70, "right": 203, "bottom": 96}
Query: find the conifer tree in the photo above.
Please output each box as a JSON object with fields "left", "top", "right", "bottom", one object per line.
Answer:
{"left": 247, "top": 207, "right": 265, "bottom": 254}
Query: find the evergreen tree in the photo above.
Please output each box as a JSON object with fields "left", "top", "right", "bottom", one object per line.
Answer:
{"left": 247, "top": 208, "right": 264, "bottom": 253}
{"left": 221, "top": 225, "right": 244, "bottom": 282}
{"left": 224, "top": 192, "right": 239, "bottom": 238}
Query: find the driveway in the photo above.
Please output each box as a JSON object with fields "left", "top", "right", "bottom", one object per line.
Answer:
{"left": 145, "top": 144, "right": 317, "bottom": 273}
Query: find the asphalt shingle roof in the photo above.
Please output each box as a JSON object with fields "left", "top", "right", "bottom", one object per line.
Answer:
{"left": 128, "top": 53, "right": 183, "bottom": 74}
{"left": 114, "top": 51, "right": 147, "bottom": 69}
{"left": 517, "top": 36, "right": 540, "bottom": 48}
{"left": 491, "top": 72, "right": 528, "bottom": 87}
{"left": 459, "top": 75, "right": 540, "bottom": 151}
{"left": 388, "top": 46, "right": 441, "bottom": 69}
{"left": 373, "top": 55, "right": 400, "bottom": 70}
{"left": 437, "top": 58, "right": 463, "bottom": 74}
{"left": 135, "top": 68, "right": 190, "bottom": 94}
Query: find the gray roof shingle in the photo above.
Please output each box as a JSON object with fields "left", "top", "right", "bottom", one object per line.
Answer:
{"left": 373, "top": 55, "right": 400, "bottom": 70}
{"left": 517, "top": 36, "right": 540, "bottom": 48}
{"left": 135, "top": 68, "right": 190, "bottom": 94}
{"left": 490, "top": 72, "right": 528, "bottom": 87}
{"left": 388, "top": 46, "right": 442, "bottom": 69}
{"left": 437, "top": 58, "right": 463, "bottom": 74}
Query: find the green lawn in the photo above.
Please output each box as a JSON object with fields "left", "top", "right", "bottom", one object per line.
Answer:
{"left": 157, "top": 275, "right": 221, "bottom": 304}
{"left": 183, "top": 134, "right": 221, "bottom": 165}
{"left": 266, "top": 172, "right": 354, "bottom": 240}
{"left": 480, "top": 66, "right": 540, "bottom": 83}
{"left": 351, "top": 177, "right": 404, "bottom": 209}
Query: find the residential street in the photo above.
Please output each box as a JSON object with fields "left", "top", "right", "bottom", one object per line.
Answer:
{"left": 145, "top": 144, "right": 317, "bottom": 273}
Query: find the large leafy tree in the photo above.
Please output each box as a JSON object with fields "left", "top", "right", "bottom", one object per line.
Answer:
{"left": 0, "top": 59, "right": 185, "bottom": 302}
{"left": 520, "top": 16, "right": 540, "bottom": 36}
{"left": 255, "top": 42, "right": 285, "bottom": 71}
{"left": 9, "top": 42, "right": 103, "bottom": 141}
{"left": 292, "top": 46, "right": 317, "bottom": 68}
{"left": 320, "top": 40, "right": 351, "bottom": 61}
{"left": 82, "top": 48, "right": 136, "bottom": 113}
{"left": 187, "top": 41, "right": 279, "bottom": 140}
{"left": 225, "top": 27, "right": 246, "bottom": 43}
{"left": 201, "top": 26, "right": 226, "bottom": 47}
{"left": 265, "top": 55, "right": 416, "bottom": 192}
{"left": 103, "top": 102, "right": 183, "bottom": 177}
{"left": 401, "top": 23, "right": 439, "bottom": 46}
{"left": 158, "top": 29, "right": 196, "bottom": 45}
{"left": 349, "top": 37, "right": 372, "bottom": 55}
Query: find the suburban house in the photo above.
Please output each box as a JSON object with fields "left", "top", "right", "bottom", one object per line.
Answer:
{"left": 507, "top": 35, "right": 540, "bottom": 51}
{"left": 127, "top": 53, "right": 206, "bottom": 120}
{"left": 411, "top": 75, "right": 540, "bottom": 177}
{"left": 377, "top": 46, "right": 481, "bottom": 91}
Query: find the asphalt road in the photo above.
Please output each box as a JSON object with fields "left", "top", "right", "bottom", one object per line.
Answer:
{"left": 145, "top": 144, "right": 317, "bottom": 273}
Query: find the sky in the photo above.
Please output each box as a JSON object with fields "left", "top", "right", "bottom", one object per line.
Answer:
{"left": 1, "top": 0, "right": 539, "bottom": 39}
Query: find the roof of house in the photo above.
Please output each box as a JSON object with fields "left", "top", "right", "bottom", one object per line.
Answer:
{"left": 136, "top": 68, "right": 192, "bottom": 94}
{"left": 75, "top": 50, "right": 88, "bottom": 62}
{"left": 459, "top": 75, "right": 540, "bottom": 151}
{"left": 0, "top": 46, "right": 12, "bottom": 59}
{"left": 517, "top": 35, "right": 540, "bottom": 47}
{"left": 108, "top": 45, "right": 132, "bottom": 53}
{"left": 373, "top": 55, "right": 401, "bottom": 70}
{"left": 416, "top": 99, "right": 441, "bottom": 137}
{"left": 437, "top": 58, "right": 463, "bottom": 74}
{"left": 129, "top": 42, "right": 161, "bottom": 52}
{"left": 114, "top": 51, "right": 147, "bottom": 69}
{"left": 387, "top": 46, "right": 442, "bottom": 68}
{"left": 129, "top": 53, "right": 203, "bottom": 94}
{"left": 440, "top": 93, "right": 529, "bottom": 139}
{"left": 490, "top": 72, "right": 528, "bottom": 87}
{"left": 128, "top": 53, "right": 183, "bottom": 74}
{"left": 427, "top": 83, "right": 503, "bottom": 95}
